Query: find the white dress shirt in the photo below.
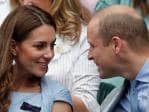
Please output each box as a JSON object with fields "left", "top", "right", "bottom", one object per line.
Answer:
{"left": 46, "top": 25, "right": 100, "bottom": 112}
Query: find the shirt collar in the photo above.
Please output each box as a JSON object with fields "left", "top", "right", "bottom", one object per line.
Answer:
{"left": 135, "top": 58, "right": 149, "bottom": 83}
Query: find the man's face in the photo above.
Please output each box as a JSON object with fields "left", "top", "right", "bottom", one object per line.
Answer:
{"left": 87, "top": 23, "right": 118, "bottom": 79}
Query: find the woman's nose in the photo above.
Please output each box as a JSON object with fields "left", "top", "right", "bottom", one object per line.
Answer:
{"left": 44, "top": 48, "right": 54, "bottom": 59}
{"left": 19, "top": 0, "right": 33, "bottom": 5}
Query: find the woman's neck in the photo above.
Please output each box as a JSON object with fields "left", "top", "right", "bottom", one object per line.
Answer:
{"left": 12, "top": 66, "right": 41, "bottom": 92}
{"left": 12, "top": 76, "right": 41, "bottom": 92}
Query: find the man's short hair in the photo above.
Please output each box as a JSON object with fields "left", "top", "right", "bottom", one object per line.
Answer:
{"left": 97, "top": 13, "right": 149, "bottom": 51}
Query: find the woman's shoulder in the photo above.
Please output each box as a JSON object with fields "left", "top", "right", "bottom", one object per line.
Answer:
{"left": 41, "top": 76, "right": 72, "bottom": 107}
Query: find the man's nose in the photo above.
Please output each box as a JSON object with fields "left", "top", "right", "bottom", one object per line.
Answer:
{"left": 88, "top": 50, "right": 93, "bottom": 60}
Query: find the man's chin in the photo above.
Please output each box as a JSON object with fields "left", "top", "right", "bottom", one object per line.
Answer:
{"left": 100, "top": 75, "right": 107, "bottom": 79}
{"left": 99, "top": 73, "right": 105, "bottom": 79}
{"left": 99, "top": 72, "right": 110, "bottom": 79}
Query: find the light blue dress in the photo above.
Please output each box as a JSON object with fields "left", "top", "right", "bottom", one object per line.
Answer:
{"left": 9, "top": 76, "right": 72, "bottom": 112}
{"left": 95, "top": 0, "right": 149, "bottom": 29}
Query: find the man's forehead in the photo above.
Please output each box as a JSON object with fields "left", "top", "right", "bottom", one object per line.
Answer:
{"left": 88, "top": 18, "right": 99, "bottom": 33}
{"left": 94, "top": 5, "right": 141, "bottom": 20}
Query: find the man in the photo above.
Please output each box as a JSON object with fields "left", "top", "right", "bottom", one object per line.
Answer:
{"left": 87, "top": 5, "right": 149, "bottom": 112}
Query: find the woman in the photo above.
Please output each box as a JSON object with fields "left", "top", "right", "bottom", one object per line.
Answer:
{"left": 0, "top": 5, "right": 72, "bottom": 112}
{"left": 12, "top": 0, "right": 100, "bottom": 112}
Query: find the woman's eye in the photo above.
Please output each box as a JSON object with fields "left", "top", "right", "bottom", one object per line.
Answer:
{"left": 33, "top": 41, "right": 56, "bottom": 50}
{"left": 34, "top": 44, "right": 45, "bottom": 49}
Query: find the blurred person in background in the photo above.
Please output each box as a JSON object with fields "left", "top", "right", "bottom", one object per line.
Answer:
{"left": 96, "top": 0, "right": 149, "bottom": 29}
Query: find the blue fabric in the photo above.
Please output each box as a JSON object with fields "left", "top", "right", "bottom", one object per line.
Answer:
{"left": 9, "top": 76, "right": 72, "bottom": 112}
{"left": 129, "top": 80, "right": 139, "bottom": 112}
{"left": 114, "top": 59, "right": 149, "bottom": 112}
{"left": 20, "top": 102, "right": 41, "bottom": 112}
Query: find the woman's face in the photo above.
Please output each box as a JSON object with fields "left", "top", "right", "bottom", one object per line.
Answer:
{"left": 13, "top": 24, "right": 56, "bottom": 77}
{"left": 18, "top": 0, "right": 51, "bottom": 13}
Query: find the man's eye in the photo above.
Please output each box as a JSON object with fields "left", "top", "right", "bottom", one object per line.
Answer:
{"left": 90, "top": 44, "right": 94, "bottom": 48}
{"left": 50, "top": 43, "right": 56, "bottom": 49}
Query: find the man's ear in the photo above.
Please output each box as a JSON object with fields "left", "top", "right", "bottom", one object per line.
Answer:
{"left": 10, "top": 39, "right": 17, "bottom": 56}
{"left": 111, "top": 36, "right": 123, "bottom": 54}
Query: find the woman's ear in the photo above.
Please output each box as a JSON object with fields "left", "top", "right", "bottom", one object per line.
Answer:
{"left": 10, "top": 39, "right": 17, "bottom": 56}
